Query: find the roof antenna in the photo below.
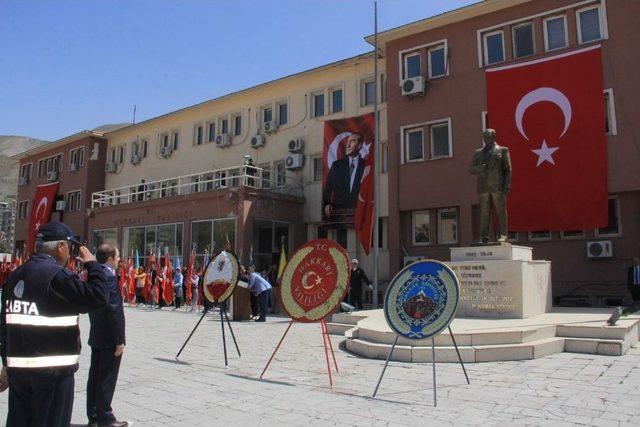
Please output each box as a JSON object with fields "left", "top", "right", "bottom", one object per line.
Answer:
{"left": 132, "top": 105, "right": 137, "bottom": 124}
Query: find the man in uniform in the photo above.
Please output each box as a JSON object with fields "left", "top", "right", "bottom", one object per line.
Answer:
{"left": 469, "top": 129, "right": 512, "bottom": 243}
{"left": 0, "top": 221, "right": 110, "bottom": 427}
{"left": 87, "top": 244, "right": 128, "bottom": 427}
{"left": 348, "top": 259, "right": 372, "bottom": 310}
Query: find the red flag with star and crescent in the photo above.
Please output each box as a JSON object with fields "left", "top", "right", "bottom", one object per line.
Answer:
{"left": 486, "top": 45, "right": 607, "bottom": 230}
{"left": 28, "top": 182, "right": 59, "bottom": 254}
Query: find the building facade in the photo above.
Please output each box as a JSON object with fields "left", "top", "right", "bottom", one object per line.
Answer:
{"left": 374, "top": 0, "right": 640, "bottom": 306}
{"left": 13, "top": 131, "right": 109, "bottom": 250}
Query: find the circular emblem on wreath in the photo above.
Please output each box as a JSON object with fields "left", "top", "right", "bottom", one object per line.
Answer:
{"left": 280, "top": 239, "right": 351, "bottom": 323}
{"left": 203, "top": 251, "right": 239, "bottom": 303}
{"left": 384, "top": 260, "right": 459, "bottom": 340}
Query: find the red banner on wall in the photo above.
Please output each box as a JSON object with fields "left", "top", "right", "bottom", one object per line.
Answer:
{"left": 486, "top": 45, "right": 607, "bottom": 230}
{"left": 28, "top": 182, "right": 59, "bottom": 254}
{"left": 322, "top": 113, "right": 375, "bottom": 254}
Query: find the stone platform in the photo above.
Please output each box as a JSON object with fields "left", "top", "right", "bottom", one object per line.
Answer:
{"left": 328, "top": 308, "right": 640, "bottom": 363}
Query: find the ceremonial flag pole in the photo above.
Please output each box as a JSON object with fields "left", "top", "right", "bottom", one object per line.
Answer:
{"left": 372, "top": 0, "right": 380, "bottom": 307}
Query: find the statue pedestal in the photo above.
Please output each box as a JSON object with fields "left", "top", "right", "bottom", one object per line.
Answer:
{"left": 446, "top": 245, "right": 551, "bottom": 319}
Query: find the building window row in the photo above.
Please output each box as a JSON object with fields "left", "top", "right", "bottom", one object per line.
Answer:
{"left": 17, "top": 201, "right": 29, "bottom": 220}
{"left": 481, "top": 3, "right": 605, "bottom": 66}
{"left": 312, "top": 74, "right": 387, "bottom": 118}
{"left": 66, "top": 190, "right": 82, "bottom": 212}
{"left": 402, "top": 118, "right": 452, "bottom": 163}
{"left": 37, "top": 154, "right": 63, "bottom": 178}
{"left": 401, "top": 41, "right": 448, "bottom": 81}
{"left": 69, "top": 147, "right": 84, "bottom": 171}
{"left": 412, "top": 208, "right": 458, "bottom": 246}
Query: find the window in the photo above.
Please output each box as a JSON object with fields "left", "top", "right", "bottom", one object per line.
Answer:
{"left": 277, "top": 102, "right": 288, "bottom": 126}
{"left": 69, "top": 148, "right": 84, "bottom": 170}
{"left": 262, "top": 106, "right": 273, "bottom": 125}
{"left": 512, "top": 22, "right": 535, "bottom": 58}
{"left": 317, "top": 226, "right": 328, "bottom": 239}
{"left": 604, "top": 89, "right": 617, "bottom": 136}
{"left": 312, "top": 157, "right": 323, "bottom": 182}
{"left": 412, "top": 211, "right": 430, "bottom": 245}
{"left": 20, "top": 164, "right": 31, "bottom": 181}
{"left": 330, "top": 88, "right": 343, "bottom": 114}
{"left": 142, "top": 139, "right": 148, "bottom": 158}
{"left": 313, "top": 92, "right": 324, "bottom": 117}
{"left": 507, "top": 231, "right": 519, "bottom": 242}
{"left": 560, "top": 230, "right": 585, "bottom": 239}
{"left": 336, "top": 229, "right": 348, "bottom": 250}
{"left": 171, "top": 130, "right": 180, "bottom": 150}
{"left": 17, "top": 201, "right": 28, "bottom": 219}
{"left": 404, "top": 52, "right": 421, "bottom": 79}
{"left": 596, "top": 196, "right": 620, "bottom": 236}
{"left": 275, "top": 162, "right": 286, "bottom": 187}
{"left": 220, "top": 118, "right": 229, "bottom": 135}
{"left": 118, "top": 146, "right": 125, "bottom": 164}
{"left": 481, "top": 111, "right": 489, "bottom": 131}
{"left": 428, "top": 45, "right": 446, "bottom": 78}
{"left": 405, "top": 128, "right": 424, "bottom": 162}
{"left": 528, "top": 230, "right": 551, "bottom": 241}
{"left": 544, "top": 16, "right": 568, "bottom": 51}
{"left": 214, "top": 171, "right": 227, "bottom": 189}
{"left": 438, "top": 208, "right": 458, "bottom": 244}
{"left": 577, "top": 6, "right": 602, "bottom": 44}
{"left": 67, "top": 191, "right": 82, "bottom": 212}
{"left": 380, "top": 73, "right": 387, "bottom": 102}
{"left": 91, "top": 228, "right": 117, "bottom": 251}
{"left": 484, "top": 31, "right": 505, "bottom": 65}
{"left": 39, "top": 154, "right": 63, "bottom": 176}
{"left": 207, "top": 121, "right": 216, "bottom": 142}
{"left": 233, "top": 115, "right": 242, "bottom": 136}
{"left": 159, "top": 132, "right": 169, "bottom": 149}
{"left": 194, "top": 124, "right": 204, "bottom": 145}
{"left": 362, "top": 78, "right": 376, "bottom": 106}
{"left": 380, "top": 142, "right": 388, "bottom": 173}
{"left": 430, "top": 120, "right": 452, "bottom": 158}
{"left": 131, "top": 141, "right": 140, "bottom": 156}
{"left": 259, "top": 163, "right": 271, "bottom": 189}
{"left": 189, "top": 219, "right": 236, "bottom": 268}
{"left": 38, "top": 160, "right": 46, "bottom": 177}
{"left": 108, "top": 148, "right": 116, "bottom": 164}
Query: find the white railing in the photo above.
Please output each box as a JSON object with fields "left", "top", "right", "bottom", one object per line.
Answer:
{"left": 91, "top": 165, "right": 303, "bottom": 208}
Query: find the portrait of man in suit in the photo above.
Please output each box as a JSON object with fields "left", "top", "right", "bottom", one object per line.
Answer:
{"left": 323, "top": 132, "right": 365, "bottom": 219}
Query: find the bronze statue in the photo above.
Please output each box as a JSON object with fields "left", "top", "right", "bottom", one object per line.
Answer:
{"left": 469, "top": 129, "right": 512, "bottom": 244}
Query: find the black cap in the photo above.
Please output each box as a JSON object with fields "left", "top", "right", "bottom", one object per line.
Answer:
{"left": 37, "top": 221, "right": 81, "bottom": 245}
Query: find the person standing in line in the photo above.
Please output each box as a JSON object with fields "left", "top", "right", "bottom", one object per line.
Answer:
{"left": 349, "top": 259, "right": 372, "bottom": 310}
{"left": 189, "top": 270, "right": 199, "bottom": 313}
{"left": 172, "top": 267, "right": 183, "bottom": 310}
{"left": 0, "top": 222, "right": 110, "bottom": 427}
{"left": 628, "top": 257, "right": 640, "bottom": 304}
{"left": 87, "top": 244, "right": 128, "bottom": 427}
{"left": 243, "top": 265, "right": 272, "bottom": 322}
{"left": 134, "top": 267, "right": 147, "bottom": 306}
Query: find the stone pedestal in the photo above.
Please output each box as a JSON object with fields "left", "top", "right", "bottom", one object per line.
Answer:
{"left": 446, "top": 245, "right": 551, "bottom": 319}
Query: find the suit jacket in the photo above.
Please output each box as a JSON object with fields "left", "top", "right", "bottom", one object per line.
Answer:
{"left": 349, "top": 267, "right": 371, "bottom": 292}
{"left": 323, "top": 156, "right": 365, "bottom": 210}
{"left": 469, "top": 144, "right": 512, "bottom": 194}
{"left": 88, "top": 264, "right": 126, "bottom": 349}
{"left": 628, "top": 265, "right": 640, "bottom": 288}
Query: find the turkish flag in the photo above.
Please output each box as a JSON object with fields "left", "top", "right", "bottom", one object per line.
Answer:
{"left": 323, "top": 113, "right": 376, "bottom": 254}
{"left": 28, "top": 182, "right": 59, "bottom": 254}
{"left": 486, "top": 45, "right": 607, "bottom": 230}
{"left": 162, "top": 253, "right": 174, "bottom": 305}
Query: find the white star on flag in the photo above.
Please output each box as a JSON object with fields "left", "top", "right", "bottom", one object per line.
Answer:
{"left": 531, "top": 140, "right": 559, "bottom": 167}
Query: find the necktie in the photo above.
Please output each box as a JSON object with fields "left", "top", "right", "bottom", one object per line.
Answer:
{"left": 349, "top": 160, "right": 355, "bottom": 191}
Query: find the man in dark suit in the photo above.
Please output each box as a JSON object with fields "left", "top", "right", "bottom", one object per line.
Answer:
{"left": 349, "top": 259, "right": 372, "bottom": 310}
{"left": 628, "top": 257, "right": 640, "bottom": 302}
{"left": 87, "top": 244, "right": 128, "bottom": 427}
{"left": 323, "top": 133, "right": 365, "bottom": 218}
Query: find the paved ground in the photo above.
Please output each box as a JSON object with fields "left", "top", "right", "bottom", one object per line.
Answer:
{"left": 2, "top": 306, "right": 640, "bottom": 426}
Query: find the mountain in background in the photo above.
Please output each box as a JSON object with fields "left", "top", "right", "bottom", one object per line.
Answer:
{"left": 0, "top": 136, "right": 49, "bottom": 204}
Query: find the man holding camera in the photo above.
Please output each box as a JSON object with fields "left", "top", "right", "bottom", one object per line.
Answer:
{"left": 0, "top": 221, "right": 110, "bottom": 427}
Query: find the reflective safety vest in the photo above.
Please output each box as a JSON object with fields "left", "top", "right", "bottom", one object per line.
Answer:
{"left": 2, "top": 254, "right": 81, "bottom": 372}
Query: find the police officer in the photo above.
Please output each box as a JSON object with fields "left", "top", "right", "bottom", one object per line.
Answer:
{"left": 0, "top": 221, "right": 109, "bottom": 427}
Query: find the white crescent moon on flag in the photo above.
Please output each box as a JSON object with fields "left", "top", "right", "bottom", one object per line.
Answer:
{"left": 515, "top": 87, "right": 572, "bottom": 141}
{"left": 34, "top": 197, "right": 49, "bottom": 230}
{"left": 327, "top": 131, "right": 352, "bottom": 170}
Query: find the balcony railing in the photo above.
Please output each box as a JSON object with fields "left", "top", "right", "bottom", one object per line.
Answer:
{"left": 91, "top": 165, "right": 303, "bottom": 208}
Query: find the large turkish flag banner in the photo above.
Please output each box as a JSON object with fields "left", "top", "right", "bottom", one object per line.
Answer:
{"left": 28, "top": 182, "right": 59, "bottom": 254}
{"left": 486, "top": 45, "right": 607, "bottom": 231}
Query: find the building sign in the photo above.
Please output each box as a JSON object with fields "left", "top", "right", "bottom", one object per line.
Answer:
{"left": 384, "top": 260, "right": 459, "bottom": 340}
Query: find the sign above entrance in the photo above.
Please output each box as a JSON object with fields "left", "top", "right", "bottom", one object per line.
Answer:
{"left": 203, "top": 251, "right": 240, "bottom": 303}
{"left": 280, "top": 239, "right": 350, "bottom": 323}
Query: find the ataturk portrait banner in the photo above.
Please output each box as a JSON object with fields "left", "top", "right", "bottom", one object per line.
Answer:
{"left": 322, "top": 112, "right": 375, "bottom": 254}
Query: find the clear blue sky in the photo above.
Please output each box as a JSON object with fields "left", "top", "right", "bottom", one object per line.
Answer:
{"left": 0, "top": 0, "right": 479, "bottom": 141}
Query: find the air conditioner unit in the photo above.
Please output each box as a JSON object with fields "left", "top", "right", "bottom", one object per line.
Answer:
{"left": 46, "top": 171, "right": 58, "bottom": 182}
{"left": 403, "top": 256, "right": 426, "bottom": 267}
{"left": 401, "top": 76, "right": 426, "bottom": 96}
{"left": 215, "top": 133, "right": 231, "bottom": 148}
{"left": 18, "top": 176, "right": 28, "bottom": 186}
{"left": 105, "top": 162, "right": 117, "bottom": 173}
{"left": 263, "top": 121, "right": 277, "bottom": 133}
{"left": 285, "top": 153, "right": 304, "bottom": 170}
{"left": 159, "top": 146, "right": 173, "bottom": 158}
{"left": 587, "top": 241, "right": 613, "bottom": 258}
{"left": 69, "top": 163, "right": 78, "bottom": 172}
{"left": 288, "top": 137, "right": 304, "bottom": 153}
{"left": 130, "top": 153, "right": 141, "bottom": 165}
{"left": 250, "top": 134, "right": 265, "bottom": 149}
{"left": 55, "top": 200, "right": 66, "bottom": 211}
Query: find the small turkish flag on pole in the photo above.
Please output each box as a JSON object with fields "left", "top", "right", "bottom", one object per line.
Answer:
{"left": 28, "top": 182, "right": 59, "bottom": 254}
{"left": 486, "top": 45, "right": 607, "bottom": 230}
